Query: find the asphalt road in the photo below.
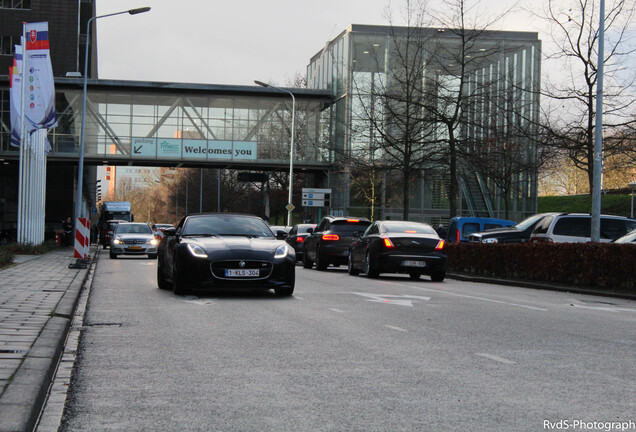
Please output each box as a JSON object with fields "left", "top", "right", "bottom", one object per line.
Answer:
{"left": 59, "top": 249, "right": 636, "bottom": 432}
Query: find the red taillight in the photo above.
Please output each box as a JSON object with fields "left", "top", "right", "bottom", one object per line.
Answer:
{"left": 530, "top": 237, "right": 553, "bottom": 243}
{"left": 435, "top": 239, "right": 446, "bottom": 250}
{"left": 322, "top": 234, "right": 340, "bottom": 241}
{"left": 383, "top": 237, "right": 395, "bottom": 248}
{"left": 455, "top": 229, "right": 460, "bottom": 243}
{"left": 296, "top": 236, "right": 305, "bottom": 243}
{"left": 346, "top": 219, "right": 359, "bottom": 223}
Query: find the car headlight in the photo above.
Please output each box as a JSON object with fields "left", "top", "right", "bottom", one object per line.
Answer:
{"left": 482, "top": 238, "right": 498, "bottom": 244}
{"left": 113, "top": 238, "right": 122, "bottom": 245}
{"left": 274, "top": 244, "right": 288, "bottom": 259}
{"left": 187, "top": 243, "right": 208, "bottom": 258}
{"left": 147, "top": 238, "right": 158, "bottom": 246}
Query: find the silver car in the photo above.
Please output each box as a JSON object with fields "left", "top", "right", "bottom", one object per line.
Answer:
{"left": 110, "top": 222, "right": 158, "bottom": 259}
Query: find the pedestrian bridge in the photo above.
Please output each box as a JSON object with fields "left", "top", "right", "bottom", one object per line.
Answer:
{"left": 0, "top": 78, "right": 334, "bottom": 171}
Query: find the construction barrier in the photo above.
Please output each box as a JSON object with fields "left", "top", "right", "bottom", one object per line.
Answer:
{"left": 74, "top": 218, "right": 90, "bottom": 259}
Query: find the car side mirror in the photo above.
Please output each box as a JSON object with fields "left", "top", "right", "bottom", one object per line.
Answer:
{"left": 307, "top": 228, "right": 314, "bottom": 234}
{"left": 164, "top": 228, "right": 176, "bottom": 237}
{"left": 276, "top": 230, "right": 288, "bottom": 240}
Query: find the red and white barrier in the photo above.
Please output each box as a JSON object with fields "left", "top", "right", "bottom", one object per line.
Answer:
{"left": 74, "top": 218, "right": 90, "bottom": 259}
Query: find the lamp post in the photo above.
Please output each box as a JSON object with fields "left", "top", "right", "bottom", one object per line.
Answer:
{"left": 629, "top": 182, "right": 636, "bottom": 219}
{"left": 73, "top": 7, "right": 150, "bottom": 249}
{"left": 255, "top": 80, "right": 295, "bottom": 226}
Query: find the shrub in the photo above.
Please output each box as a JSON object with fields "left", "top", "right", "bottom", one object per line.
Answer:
{"left": 447, "top": 242, "right": 636, "bottom": 293}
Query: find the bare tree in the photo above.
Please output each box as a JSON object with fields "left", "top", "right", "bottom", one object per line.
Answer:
{"left": 533, "top": 0, "right": 636, "bottom": 193}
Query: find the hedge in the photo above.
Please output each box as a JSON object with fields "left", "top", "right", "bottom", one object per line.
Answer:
{"left": 446, "top": 243, "right": 636, "bottom": 293}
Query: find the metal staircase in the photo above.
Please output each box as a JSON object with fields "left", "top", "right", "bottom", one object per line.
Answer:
{"left": 460, "top": 172, "right": 494, "bottom": 217}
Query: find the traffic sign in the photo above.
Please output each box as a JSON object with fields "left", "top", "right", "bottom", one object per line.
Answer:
{"left": 302, "top": 192, "right": 325, "bottom": 200}
{"left": 302, "top": 199, "right": 326, "bottom": 207}
{"left": 285, "top": 203, "right": 295, "bottom": 212}
{"left": 302, "top": 188, "right": 331, "bottom": 194}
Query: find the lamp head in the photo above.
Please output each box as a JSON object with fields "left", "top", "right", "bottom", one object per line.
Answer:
{"left": 129, "top": 7, "right": 151, "bottom": 14}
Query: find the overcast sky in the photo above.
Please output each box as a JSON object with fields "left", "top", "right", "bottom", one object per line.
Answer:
{"left": 95, "top": 0, "right": 541, "bottom": 86}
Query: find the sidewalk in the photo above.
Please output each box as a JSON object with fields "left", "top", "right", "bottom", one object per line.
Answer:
{"left": 0, "top": 247, "right": 95, "bottom": 432}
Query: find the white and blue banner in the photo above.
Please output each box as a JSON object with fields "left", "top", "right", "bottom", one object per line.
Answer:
{"left": 134, "top": 138, "right": 258, "bottom": 161}
{"left": 24, "top": 22, "right": 57, "bottom": 130}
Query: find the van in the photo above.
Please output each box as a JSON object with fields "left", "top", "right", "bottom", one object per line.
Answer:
{"left": 446, "top": 216, "right": 516, "bottom": 243}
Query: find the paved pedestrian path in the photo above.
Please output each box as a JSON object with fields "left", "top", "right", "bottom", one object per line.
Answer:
{"left": 0, "top": 248, "right": 94, "bottom": 432}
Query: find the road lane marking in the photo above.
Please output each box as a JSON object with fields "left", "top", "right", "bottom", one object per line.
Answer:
{"left": 385, "top": 325, "right": 408, "bottom": 332}
{"left": 476, "top": 353, "right": 516, "bottom": 364}
{"left": 570, "top": 303, "right": 636, "bottom": 313}
{"left": 403, "top": 285, "right": 548, "bottom": 311}
{"left": 347, "top": 292, "right": 431, "bottom": 307}
{"left": 329, "top": 308, "right": 345, "bottom": 313}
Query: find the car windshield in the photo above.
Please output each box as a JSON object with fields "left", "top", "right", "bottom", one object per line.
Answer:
{"left": 615, "top": 229, "right": 636, "bottom": 243}
{"left": 514, "top": 214, "right": 546, "bottom": 231}
{"left": 383, "top": 222, "right": 437, "bottom": 235}
{"left": 183, "top": 215, "right": 274, "bottom": 238}
{"left": 116, "top": 224, "right": 152, "bottom": 235}
{"left": 331, "top": 220, "right": 371, "bottom": 234}
{"left": 298, "top": 225, "right": 316, "bottom": 233}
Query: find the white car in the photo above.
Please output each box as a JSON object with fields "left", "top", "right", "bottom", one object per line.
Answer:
{"left": 110, "top": 222, "right": 158, "bottom": 259}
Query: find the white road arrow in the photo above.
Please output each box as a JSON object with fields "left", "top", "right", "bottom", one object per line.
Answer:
{"left": 348, "top": 292, "right": 431, "bottom": 307}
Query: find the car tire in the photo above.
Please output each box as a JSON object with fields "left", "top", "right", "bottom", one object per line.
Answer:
{"left": 315, "top": 247, "right": 328, "bottom": 271}
{"left": 171, "top": 257, "right": 188, "bottom": 295}
{"left": 430, "top": 271, "right": 446, "bottom": 282}
{"left": 109, "top": 251, "right": 117, "bottom": 259}
{"left": 409, "top": 272, "right": 421, "bottom": 280}
{"left": 302, "top": 251, "right": 313, "bottom": 269}
{"left": 365, "top": 251, "right": 379, "bottom": 278}
{"left": 157, "top": 258, "right": 171, "bottom": 290}
{"left": 348, "top": 252, "right": 360, "bottom": 276}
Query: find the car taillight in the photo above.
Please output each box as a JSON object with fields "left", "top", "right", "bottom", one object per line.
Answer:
{"left": 455, "top": 229, "right": 460, "bottom": 243}
{"left": 530, "top": 237, "right": 553, "bottom": 243}
{"left": 383, "top": 237, "right": 395, "bottom": 248}
{"left": 296, "top": 236, "right": 305, "bottom": 243}
{"left": 322, "top": 234, "right": 340, "bottom": 241}
{"left": 435, "top": 239, "right": 446, "bottom": 250}
{"left": 346, "top": 219, "right": 359, "bottom": 223}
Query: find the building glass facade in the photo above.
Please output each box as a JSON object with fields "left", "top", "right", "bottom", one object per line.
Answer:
{"left": 308, "top": 24, "right": 541, "bottom": 222}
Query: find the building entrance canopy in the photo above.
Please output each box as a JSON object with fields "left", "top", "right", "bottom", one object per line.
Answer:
{"left": 0, "top": 78, "right": 334, "bottom": 170}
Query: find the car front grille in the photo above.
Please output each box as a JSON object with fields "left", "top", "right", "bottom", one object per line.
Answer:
{"left": 123, "top": 238, "right": 147, "bottom": 245}
{"left": 210, "top": 260, "right": 273, "bottom": 280}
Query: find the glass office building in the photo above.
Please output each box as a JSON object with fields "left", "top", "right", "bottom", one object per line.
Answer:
{"left": 308, "top": 24, "right": 541, "bottom": 222}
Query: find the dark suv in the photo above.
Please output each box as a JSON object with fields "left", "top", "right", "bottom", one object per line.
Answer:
{"left": 302, "top": 216, "right": 371, "bottom": 270}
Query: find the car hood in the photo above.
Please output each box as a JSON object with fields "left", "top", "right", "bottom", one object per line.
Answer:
{"left": 115, "top": 233, "right": 154, "bottom": 240}
{"left": 184, "top": 236, "right": 292, "bottom": 259}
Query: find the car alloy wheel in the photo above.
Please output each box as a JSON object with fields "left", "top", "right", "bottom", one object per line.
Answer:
{"left": 365, "top": 251, "right": 379, "bottom": 278}
{"left": 348, "top": 251, "right": 360, "bottom": 276}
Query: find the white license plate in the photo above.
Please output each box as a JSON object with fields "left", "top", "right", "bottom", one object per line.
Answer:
{"left": 225, "top": 269, "right": 259, "bottom": 277}
{"left": 402, "top": 260, "right": 426, "bottom": 267}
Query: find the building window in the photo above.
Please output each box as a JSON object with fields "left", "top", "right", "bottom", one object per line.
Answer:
{"left": 0, "top": 0, "right": 31, "bottom": 9}
{"left": 0, "top": 35, "right": 16, "bottom": 56}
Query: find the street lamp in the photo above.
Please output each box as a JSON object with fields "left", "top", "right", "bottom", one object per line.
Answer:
{"left": 629, "top": 182, "right": 636, "bottom": 219}
{"left": 74, "top": 7, "right": 150, "bottom": 248}
{"left": 254, "top": 80, "right": 295, "bottom": 226}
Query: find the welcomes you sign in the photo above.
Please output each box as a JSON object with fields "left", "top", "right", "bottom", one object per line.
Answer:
{"left": 131, "top": 138, "right": 257, "bottom": 160}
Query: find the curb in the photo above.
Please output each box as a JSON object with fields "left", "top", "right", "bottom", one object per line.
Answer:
{"left": 0, "top": 247, "right": 98, "bottom": 432}
{"left": 446, "top": 273, "right": 636, "bottom": 301}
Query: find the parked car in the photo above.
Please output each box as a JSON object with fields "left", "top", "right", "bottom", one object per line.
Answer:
{"left": 302, "top": 216, "right": 371, "bottom": 270}
{"left": 269, "top": 225, "right": 292, "bottom": 239}
{"left": 529, "top": 213, "right": 636, "bottom": 243}
{"left": 469, "top": 213, "right": 558, "bottom": 243}
{"left": 285, "top": 223, "right": 317, "bottom": 261}
{"left": 614, "top": 228, "right": 636, "bottom": 244}
{"left": 446, "top": 216, "right": 516, "bottom": 243}
{"left": 157, "top": 213, "right": 295, "bottom": 296}
{"left": 109, "top": 222, "right": 158, "bottom": 259}
{"left": 152, "top": 223, "right": 175, "bottom": 240}
{"left": 348, "top": 220, "right": 447, "bottom": 281}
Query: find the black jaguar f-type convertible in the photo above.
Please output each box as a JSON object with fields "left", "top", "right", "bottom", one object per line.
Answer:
{"left": 157, "top": 213, "right": 296, "bottom": 296}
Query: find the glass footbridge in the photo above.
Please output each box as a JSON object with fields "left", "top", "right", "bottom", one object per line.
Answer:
{"left": 0, "top": 78, "right": 334, "bottom": 171}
